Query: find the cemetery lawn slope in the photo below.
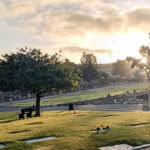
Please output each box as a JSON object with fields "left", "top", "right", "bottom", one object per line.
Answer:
{"left": 11, "top": 82, "right": 149, "bottom": 107}
{"left": 1, "top": 111, "right": 150, "bottom": 150}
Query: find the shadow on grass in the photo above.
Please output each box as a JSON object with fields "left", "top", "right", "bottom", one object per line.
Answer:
{"left": 26, "top": 122, "right": 43, "bottom": 125}
{"left": 102, "top": 115, "right": 118, "bottom": 117}
{"left": 60, "top": 114, "right": 69, "bottom": 116}
{"left": 8, "top": 129, "right": 31, "bottom": 134}
{"left": 56, "top": 111, "right": 65, "bottom": 113}
{"left": 129, "top": 122, "right": 149, "bottom": 127}
{"left": 77, "top": 114, "right": 86, "bottom": 116}
{"left": 0, "top": 119, "right": 18, "bottom": 124}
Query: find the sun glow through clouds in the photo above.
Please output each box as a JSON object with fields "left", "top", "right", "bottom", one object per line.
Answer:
{"left": 82, "top": 31, "right": 149, "bottom": 63}
{"left": 1, "top": 0, "right": 150, "bottom": 63}
{"left": 141, "top": 57, "right": 147, "bottom": 63}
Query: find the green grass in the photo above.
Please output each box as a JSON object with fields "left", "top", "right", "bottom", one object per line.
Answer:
{"left": 1, "top": 111, "right": 150, "bottom": 149}
{"left": 12, "top": 82, "right": 149, "bottom": 107}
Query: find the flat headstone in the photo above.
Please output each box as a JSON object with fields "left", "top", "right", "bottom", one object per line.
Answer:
{"left": 99, "top": 144, "right": 133, "bottom": 150}
{"left": 133, "top": 143, "right": 150, "bottom": 150}
{"left": 123, "top": 101, "right": 127, "bottom": 104}
{"left": 24, "top": 137, "right": 56, "bottom": 143}
{"left": 0, "top": 144, "right": 5, "bottom": 149}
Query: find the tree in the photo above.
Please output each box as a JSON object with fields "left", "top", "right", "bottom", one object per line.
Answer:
{"left": 126, "top": 41, "right": 150, "bottom": 81}
{"left": 112, "top": 60, "right": 133, "bottom": 80}
{"left": 81, "top": 52, "right": 97, "bottom": 65}
{"left": 98, "top": 71, "right": 109, "bottom": 79}
{"left": 80, "top": 52, "right": 99, "bottom": 82}
{"left": 0, "top": 48, "right": 81, "bottom": 116}
{"left": 55, "top": 59, "right": 82, "bottom": 91}
{"left": 133, "top": 69, "right": 146, "bottom": 81}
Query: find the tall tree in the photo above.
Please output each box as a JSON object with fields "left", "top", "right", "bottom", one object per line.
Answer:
{"left": 126, "top": 48, "right": 150, "bottom": 81}
{"left": 126, "top": 33, "right": 150, "bottom": 82}
{"left": 0, "top": 48, "right": 81, "bottom": 116}
{"left": 80, "top": 52, "right": 99, "bottom": 82}
{"left": 59, "top": 59, "right": 82, "bottom": 91}
{"left": 81, "top": 52, "right": 97, "bottom": 65}
{"left": 112, "top": 60, "right": 133, "bottom": 79}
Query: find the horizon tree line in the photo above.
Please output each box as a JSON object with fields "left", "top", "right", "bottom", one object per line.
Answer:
{"left": 0, "top": 33, "right": 150, "bottom": 116}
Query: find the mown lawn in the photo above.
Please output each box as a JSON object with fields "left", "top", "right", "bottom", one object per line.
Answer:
{"left": 12, "top": 82, "right": 149, "bottom": 107}
{"left": 1, "top": 111, "right": 150, "bottom": 150}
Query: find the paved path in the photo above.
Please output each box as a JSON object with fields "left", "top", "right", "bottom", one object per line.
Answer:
{"left": 0, "top": 104, "right": 144, "bottom": 112}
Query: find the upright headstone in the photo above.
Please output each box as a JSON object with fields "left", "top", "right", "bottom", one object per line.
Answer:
{"left": 133, "top": 89, "right": 136, "bottom": 94}
{"left": 142, "top": 93, "right": 149, "bottom": 111}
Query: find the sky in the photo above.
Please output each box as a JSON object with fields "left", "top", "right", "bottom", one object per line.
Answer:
{"left": 0, "top": 0, "right": 150, "bottom": 63}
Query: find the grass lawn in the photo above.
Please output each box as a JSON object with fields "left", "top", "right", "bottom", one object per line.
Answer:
{"left": 12, "top": 82, "right": 150, "bottom": 107}
{"left": 1, "top": 111, "right": 150, "bottom": 150}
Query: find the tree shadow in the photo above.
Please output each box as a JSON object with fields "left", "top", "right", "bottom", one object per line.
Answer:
{"left": 102, "top": 115, "right": 118, "bottom": 117}
{"left": 0, "top": 119, "right": 18, "bottom": 124}
{"left": 129, "top": 122, "right": 149, "bottom": 127}
{"left": 77, "top": 114, "right": 86, "bottom": 116}
{"left": 26, "top": 122, "right": 43, "bottom": 125}
{"left": 8, "top": 129, "right": 31, "bottom": 134}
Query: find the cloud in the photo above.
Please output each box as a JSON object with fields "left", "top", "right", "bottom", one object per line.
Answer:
{"left": 37, "top": 7, "right": 150, "bottom": 39}
{"left": 61, "top": 47, "right": 114, "bottom": 54}
{"left": 126, "top": 8, "right": 150, "bottom": 32}
{"left": 24, "top": 10, "right": 124, "bottom": 40}
{"left": 3, "top": 0, "right": 150, "bottom": 37}
{"left": 0, "top": 0, "right": 117, "bottom": 18}
{"left": 9, "top": 2, "right": 36, "bottom": 17}
{"left": 0, "top": 2, "right": 7, "bottom": 18}
{"left": 1, "top": 0, "right": 150, "bottom": 34}
{"left": 51, "top": 47, "right": 114, "bottom": 63}
{"left": 1, "top": 0, "right": 150, "bottom": 64}
{"left": 66, "top": 12, "right": 123, "bottom": 34}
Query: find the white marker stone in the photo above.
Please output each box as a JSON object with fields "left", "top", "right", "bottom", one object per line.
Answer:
{"left": 99, "top": 144, "right": 133, "bottom": 150}
{"left": 0, "top": 144, "right": 5, "bottom": 149}
{"left": 25, "top": 137, "right": 56, "bottom": 143}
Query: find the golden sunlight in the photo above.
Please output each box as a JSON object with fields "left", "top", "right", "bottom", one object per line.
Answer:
{"left": 141, "top": 57, "right": 147, "bottom": 63}
{"left": 84, "top": 32, "right": 149, "bottom": 63}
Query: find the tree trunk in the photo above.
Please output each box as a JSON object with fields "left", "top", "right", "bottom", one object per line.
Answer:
{"left": 35, "top": 92, "right": 41, "bottom": 116}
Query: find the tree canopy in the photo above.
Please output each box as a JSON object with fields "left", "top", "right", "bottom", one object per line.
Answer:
{"left": 80, "top": 52, "right": 99, "bottom": 82}
{"left": 112, "top": 60, "right": 133, "bottom": 79}
{"left": 0, "top": 48, "right": 81, "bottom": 116}
{"left": 126, "top": 35, "right": 150, "bottom": 81}
{"left": 81, "top": 52, "right": 97, "bottom": 65}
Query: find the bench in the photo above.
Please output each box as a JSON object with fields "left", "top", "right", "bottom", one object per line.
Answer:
{"left": 19, "top": 106, "right": 35, "bottom": 119}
